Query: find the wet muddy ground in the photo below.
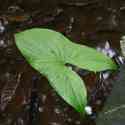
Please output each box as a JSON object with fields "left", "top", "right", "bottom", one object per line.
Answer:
{"left": 0, "top": 0, "right": 125, "bottom": 125}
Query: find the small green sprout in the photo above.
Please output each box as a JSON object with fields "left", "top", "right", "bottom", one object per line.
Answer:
{"left": 15, "top": 28, "right": 117, "bottom": 115}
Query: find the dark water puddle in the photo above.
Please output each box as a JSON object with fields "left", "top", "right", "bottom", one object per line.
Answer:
{"left": 0, "top": 0, "right": 125, "bottom": 125}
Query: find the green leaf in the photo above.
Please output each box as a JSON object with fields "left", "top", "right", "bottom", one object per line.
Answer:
{"left": 33, "top": 62, "right": 87, "bottom": 113}
{"left": 15, "top": 28, "right": 117, "bottom": 113}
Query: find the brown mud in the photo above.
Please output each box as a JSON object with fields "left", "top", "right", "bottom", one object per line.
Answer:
{"left": 0, "top": 0, "right": 125, "bottom": 125}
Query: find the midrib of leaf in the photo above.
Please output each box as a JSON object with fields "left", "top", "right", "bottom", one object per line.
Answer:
{"left": 70, "top": 78, "right": 85, "bottom": 112}
{"left": 62, "top": 69, "right": 83, "bottom": 112}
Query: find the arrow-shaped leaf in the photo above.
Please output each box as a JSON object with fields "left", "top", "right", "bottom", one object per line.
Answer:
{"left": 15, "top": 28, "right": 117, "bottom": 114}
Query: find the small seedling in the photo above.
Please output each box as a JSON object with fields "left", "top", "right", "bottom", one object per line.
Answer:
{"left": 15, "top": 28, "right": 117, "bottom": 115}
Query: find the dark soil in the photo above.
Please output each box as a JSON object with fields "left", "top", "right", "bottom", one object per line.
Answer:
{"left": 0, "top": 0, "right": 125, "bottom": 125}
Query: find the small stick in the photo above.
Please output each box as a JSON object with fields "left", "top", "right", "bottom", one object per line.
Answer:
{"left": 104, "top": 104, "right": 125, "bottom": 114}
{"left": 60, "top": 1, "right": 99, "bottom": 7}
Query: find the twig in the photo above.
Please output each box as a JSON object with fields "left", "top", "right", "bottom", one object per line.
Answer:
{"left": 104, "top": 104, "right": 125, "bottom": 114}
{"left": 60, "top": 0, "right": 99, "bottom": 7}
